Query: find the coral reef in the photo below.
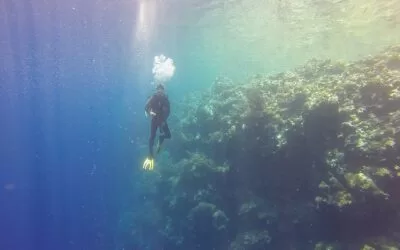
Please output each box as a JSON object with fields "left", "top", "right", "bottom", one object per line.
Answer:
{"left": 117, "top": 45, "right": 400, "bottom": 249}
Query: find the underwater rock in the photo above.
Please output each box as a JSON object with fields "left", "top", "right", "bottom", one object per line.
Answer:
{"left": 229, "top": 230, "right": 271, "bottom": 250}
{"left": 185, "top": 202, "right": 230, "bottom": 249}
{"left": 187, "top": 202, "right": 217, "bottom": 226}
{"left": 213, "top": 209, "right": 229, "bottom": 231}
{"left": 237, "top": 193, "right": 278, "bottom": 231}
{"left": 344, "top": 172, "right": 389, "bottom": 198}
{"left": 314, "top": 241, "right": 340, "bottom": 250}
{"left": 315, "top": 236, "right": 400, "bottom": 250}
{"left": 186, "top": 202, "right": 229, "bottom": 232}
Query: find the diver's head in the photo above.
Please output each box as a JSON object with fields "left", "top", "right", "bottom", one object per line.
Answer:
{"left": 156, "top": 83, "right": 165, "bottom": 92}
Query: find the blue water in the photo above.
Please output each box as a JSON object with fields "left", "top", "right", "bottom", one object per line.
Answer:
{"left": 0, "top": 1, "right": 154, "bottom": 249}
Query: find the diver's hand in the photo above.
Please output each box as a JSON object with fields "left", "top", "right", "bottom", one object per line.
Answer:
{"left": 145, "top": 110, "right": 156, "bottom": 118}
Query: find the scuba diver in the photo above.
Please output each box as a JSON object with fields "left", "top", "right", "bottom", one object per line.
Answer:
{"left": 142, "top": 83, "right": 171, "bottom": 170}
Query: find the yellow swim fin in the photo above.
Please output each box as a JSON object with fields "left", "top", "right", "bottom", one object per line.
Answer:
{"left": 142, "top": 157, "right": 155, "bottom": 171}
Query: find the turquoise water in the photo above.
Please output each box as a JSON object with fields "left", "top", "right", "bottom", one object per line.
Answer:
{"left": 134, "top": 0, "right": 400, "bottom": 90}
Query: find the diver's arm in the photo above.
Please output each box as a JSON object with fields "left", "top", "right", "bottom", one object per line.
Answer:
{"left": 144, "top": 96, "right": 153, "bottom": 116}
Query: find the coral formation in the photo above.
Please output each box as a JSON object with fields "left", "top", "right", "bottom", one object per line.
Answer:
{"left": 117, "top": 45, "right": 400, "bottom": 249}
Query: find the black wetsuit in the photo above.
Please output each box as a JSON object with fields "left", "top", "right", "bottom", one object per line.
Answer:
{"left": 145, "top": 91, "right": 171, "bottom": 157}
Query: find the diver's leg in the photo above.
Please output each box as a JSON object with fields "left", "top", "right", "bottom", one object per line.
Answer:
{"left": 162, "top": 121, "right": 171, "bottom": 139}
{"left": 157, "top": 121, "right": 171, "bottom": 153}
{"left": 149, "top": 118, "right": 157, "bottom": 157}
